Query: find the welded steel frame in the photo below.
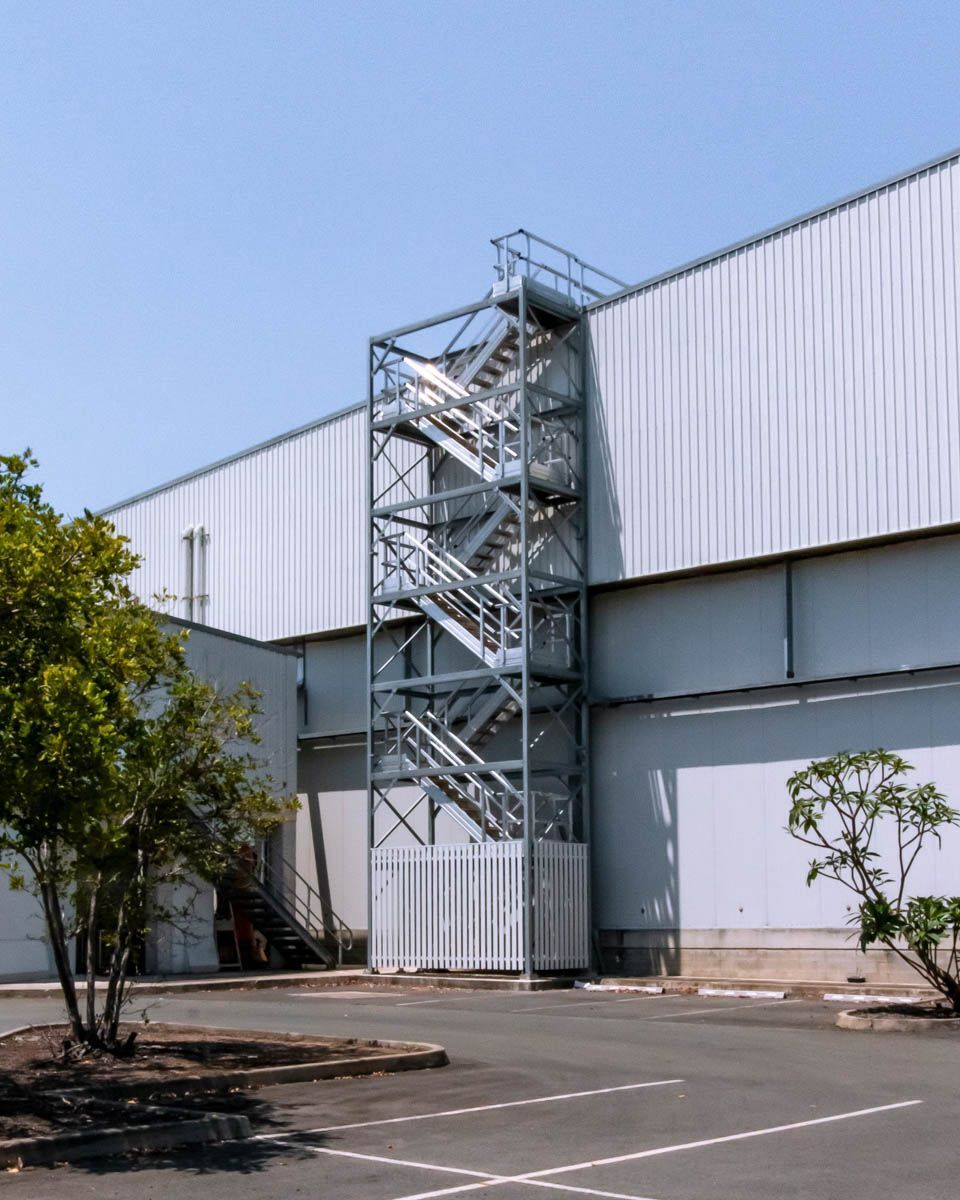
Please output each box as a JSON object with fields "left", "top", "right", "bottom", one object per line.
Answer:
{"left": 367, "top": 254, "right": 594, "bottom": 975}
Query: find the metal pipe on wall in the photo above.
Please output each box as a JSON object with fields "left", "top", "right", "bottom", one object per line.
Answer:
{"left": 181, "top": 525, "right": 195, "bottom": 621}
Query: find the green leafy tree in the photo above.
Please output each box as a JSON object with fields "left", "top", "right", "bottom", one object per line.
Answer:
{"left": 0, "top": 452, "right": 290, "bottom": 1053}
{"left": 787, "top": 749, "right": 960, "bottom": 1010}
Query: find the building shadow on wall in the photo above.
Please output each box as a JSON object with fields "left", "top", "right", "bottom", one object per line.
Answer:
{"left": 583, "top": 322, "right": 626, "bottom": 586}
{"left": 307, "top": 791, "right": 337, "bottom": 934}
{"left": 592, "top": 748, "right": 680, "bottom": 977}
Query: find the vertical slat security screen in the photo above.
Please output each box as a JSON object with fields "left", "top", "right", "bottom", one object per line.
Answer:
{"left": 370, "top": 842, "right": 588, "bottom": 971}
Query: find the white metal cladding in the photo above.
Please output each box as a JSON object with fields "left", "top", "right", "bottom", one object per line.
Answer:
{"left": 370, "top": 842, "right": 589, "bottom": 970}
{"left": 105, "top": 407, "right": 370, "bottom": 642}
{"left": 104, "top": 154, "right": 960, "bottom": 642}
{"left": 587, "top": 154, "right": 960, "bottom": 583}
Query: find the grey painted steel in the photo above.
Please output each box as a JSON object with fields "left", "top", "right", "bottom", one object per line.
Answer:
{"left": 106, "top": 406, "right": 370, "bottom": 641}
{"left": 367, "top": 238, "right": 598, "bottom": 972}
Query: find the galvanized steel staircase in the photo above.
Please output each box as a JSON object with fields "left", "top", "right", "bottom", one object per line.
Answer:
{"left": 370, "top": 230, "right": 624, "bottom": 973}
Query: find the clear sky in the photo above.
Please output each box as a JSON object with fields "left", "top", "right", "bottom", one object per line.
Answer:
{"left": 3, "top": 1, "right": 960, "bottom": 515}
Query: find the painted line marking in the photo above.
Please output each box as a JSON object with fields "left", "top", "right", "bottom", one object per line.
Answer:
{"left": 698, "top": 987, "right": 786, "bottom": 1000}
{"left": 279, "top": 1143, "right": 659, "bottom": 1200}
{"left": 515, "top": 1098, "right": 923, "bottom": 1179}
{"left": 640, "top": 998, "right": 803, "bottom": 1020}
{"left": 822, "top": 993, "right": 925, "bottom": 1004}
{"left": 393, "top": 1177, "right": 659, "bottom": 1200}
{"left": 396, "top": 998, "right": 453, "bottom": 1007}
{"left": 255, "top": 1078, "right": 684, "bottom": 1139}
{"left": 513, "top": 994, "right": 684, "bottom": 1013}
{"left": 574, "top": 983, "right": 665, "bottom": 995}
{"left": 274, "top": 1099, "right": 920, "bottom": 1200}
{"left": 268, "top": 1140, "right": 500, "bottom": 1182}
{"left": 287, "top": 990, "right": 394, "bottom": 998}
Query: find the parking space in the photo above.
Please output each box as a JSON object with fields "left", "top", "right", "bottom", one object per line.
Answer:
{"left": 2, "top": 985, "right": 957, "bottom": 1200}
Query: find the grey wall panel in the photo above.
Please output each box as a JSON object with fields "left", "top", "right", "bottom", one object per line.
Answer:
{"left": 591, "top": 670, "right": 960, "bottom": 933}
{"left": 592, "top": 534, "right": 960, "bottom": 702}
{"left": 0, "top": 865, "right": 59, "bottom": 981}
{"left": 588, "top": 155, "right": 960, "bottom": 583}
{"left": 591, "top": 565, "right": 786, "bottom": 699}
{"left": 180, "top": 625, "right": 298, "bottom": 797}
{"left": 303, "top": 635, "right": 366, "bottom": 736}
{"left": 296, "top": 745, "right": 369, "bottom": 932}
{"left": 795, "top": 535, "right": 960, "bottom": 678}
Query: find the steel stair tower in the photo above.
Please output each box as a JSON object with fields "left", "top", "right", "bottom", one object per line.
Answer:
{"left": 368, "top": 231, "right": 627, "bottom": 975}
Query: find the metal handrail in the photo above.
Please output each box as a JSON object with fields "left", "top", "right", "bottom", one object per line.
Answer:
{"left": 252, "top": 847, "right": 354, "bottom": 967}
{"left": 490, "top": 228, "right": 628, "bottom": 304}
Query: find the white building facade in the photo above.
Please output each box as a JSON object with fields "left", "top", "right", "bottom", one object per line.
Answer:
{"left": 101, "top": 150, "right": 960, "bottom": 983}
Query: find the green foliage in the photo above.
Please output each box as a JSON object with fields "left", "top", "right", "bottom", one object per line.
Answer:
{"left": 0, "top": 452, "right": 292, "bottom": 1052}
{"left": 787, "top": 750, "right": 960, "bottom": 1009}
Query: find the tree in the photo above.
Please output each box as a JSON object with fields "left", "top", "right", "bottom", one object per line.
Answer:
{"left": 0, "top": 452, "right": 290, "bottom": 1053}
{"left": 787, "top": 749, "right": 960, "bottom": 1011}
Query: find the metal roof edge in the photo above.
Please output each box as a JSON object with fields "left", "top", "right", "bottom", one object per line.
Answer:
{"left": 163, "top": 614, "right": 301, "bottom": 655}
{"left": 586, "top": 145, "right": 960, "bottom": 312}
{"left": 98, "top": 398, "right": 366, "bottom": 515}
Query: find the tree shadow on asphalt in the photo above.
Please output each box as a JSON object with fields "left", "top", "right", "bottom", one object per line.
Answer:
{"left": 28, "top": 1092, "right": 336, "bottom": 1177}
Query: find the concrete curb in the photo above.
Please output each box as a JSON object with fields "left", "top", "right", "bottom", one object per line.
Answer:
{"left": 597, "top": 976, "right": 941, "bottom": 1003}
{"left": 0, "top": 970, "right": 576, "bottom": 999}
{"left": 71, "top": 1041, "right": 450, "bottom": 1100}
{"left": 836, "top": 1007, "right": 960, "bottom": 1033}
{"left": 0, "top": 1111, "right": 251, "bottom": 1170}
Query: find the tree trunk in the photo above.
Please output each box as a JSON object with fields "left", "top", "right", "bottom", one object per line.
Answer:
{"left": 102, "top": 928, "right": 132, "bottom": 1047}
{"left": 84, "top": 882, "right": 99, "bottom": 1037}
{"left": 38, "top": 873, "right": 85, "bottom": 1045}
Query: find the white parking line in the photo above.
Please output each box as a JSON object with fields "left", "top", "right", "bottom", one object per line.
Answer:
{"left": 394, "top": 1176, "right": 659, "bottom": 1200}
{"left": 396, "top": 997, "right": 452, "bottom": 1007}
{"left": 276, "top": 1099, "right": 921, "bottom": 1200}
{"left": 516, "top": 1098, "right": 923, "bottom": 1178}
{"left": 287, "top": 991, "right": 393, "bottom": 998}
{"left": 514, "top": 994, "right": 686, "bottom": 1013}
{"left": 640, "top": 998, "right": 803, "bottom": 1020}
{"left": 277, "top": 1143, "right": 659, "bottom": 1200}
{"left": 256, "top": 1078, "right": 684, "bottom": 1138}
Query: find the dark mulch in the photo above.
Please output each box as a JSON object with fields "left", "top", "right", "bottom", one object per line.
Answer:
{"left": 0, "top": 1023, "right": 397, "bottom": 1141}
{"left": 861, "top": 1003, "right": 960, "bottom": 1019}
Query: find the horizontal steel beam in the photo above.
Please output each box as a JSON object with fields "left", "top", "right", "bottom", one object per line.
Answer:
{"left": 372, "top": 759, "right": 525, "bottom": 782}
{"left": 370, "top": 290, "right": 518, "bottom": 346}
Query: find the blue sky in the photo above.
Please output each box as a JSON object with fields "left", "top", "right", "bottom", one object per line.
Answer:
{"left": 3, "top": 1, "right": 960, "bottom": 515}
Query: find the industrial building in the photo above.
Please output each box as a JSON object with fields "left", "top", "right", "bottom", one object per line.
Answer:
{"left": 50, "top": 148, "right": 960, "bottom": 985}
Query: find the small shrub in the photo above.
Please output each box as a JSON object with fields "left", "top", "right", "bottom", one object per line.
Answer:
{"left": 787, "top": 749, "right": 960, "bottom": 1010}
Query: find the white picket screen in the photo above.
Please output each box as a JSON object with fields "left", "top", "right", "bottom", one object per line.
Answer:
{"left": 531, "top": 841, "right": 590, "bottom": 970}
{"left": 370, "top": 841, "right": 589, "bottom": 972}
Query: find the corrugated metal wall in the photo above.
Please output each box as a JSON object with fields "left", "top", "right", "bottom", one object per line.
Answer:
{"left": 104, "top": 154, "right": 960, "bottom": 643}
{"left": 108, "top": 407, "right": 368, "bottom": 641}
{"left": 587, "top": 154, "right": 960, "bottom": 582}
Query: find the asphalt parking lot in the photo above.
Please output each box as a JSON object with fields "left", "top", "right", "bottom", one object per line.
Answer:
{"left": 2, "top": 985, "right": 957, "bottom": 1199}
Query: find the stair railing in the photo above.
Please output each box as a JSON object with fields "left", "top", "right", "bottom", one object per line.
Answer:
{"left": 388, "top": 709, "right": 523, "bottom": 838}
{"left": 252, "top": 847, "right": 354, "bottom": 968}
{"left": 376, "top": 528, "right": 523, "bottom": 664}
